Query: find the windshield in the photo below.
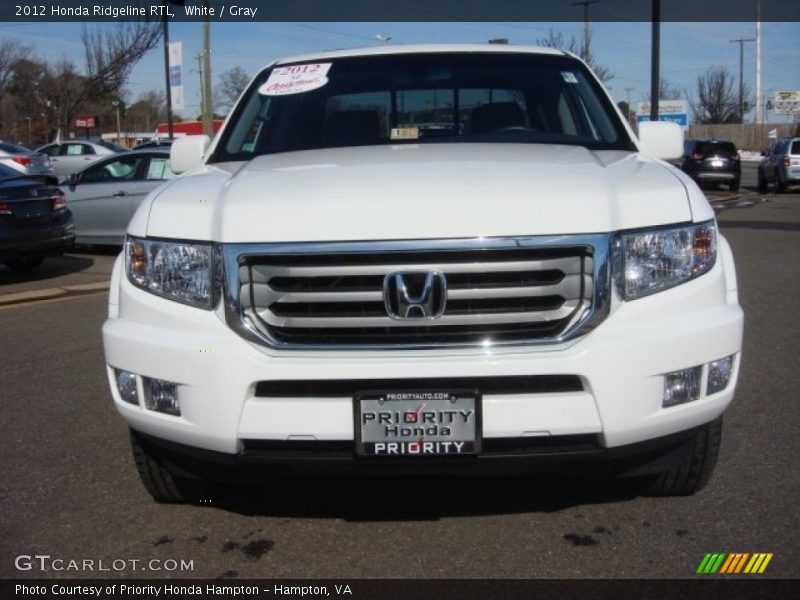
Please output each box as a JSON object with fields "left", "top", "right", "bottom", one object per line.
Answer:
{"left": 211, "top": 52, "right": 634, "bottom": 162}
{"left": 97, "top": 141, "right": 129, "bottom": 153}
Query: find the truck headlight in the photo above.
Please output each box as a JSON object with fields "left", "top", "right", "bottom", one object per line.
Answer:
{"left": 125, "top": 236, "right": 215, "bottom": 309}
{"left": 616, "top": 221, "right": 716, "bottom": 300}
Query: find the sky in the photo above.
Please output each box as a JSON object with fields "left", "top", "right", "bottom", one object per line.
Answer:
{"left": 0, "top": 20, "right": 798, "bottom": 123}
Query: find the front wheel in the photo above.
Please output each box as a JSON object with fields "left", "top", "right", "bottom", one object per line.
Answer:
{"left": 130, "top": 430, "right": 217, "bottom": 503}
{"left": 644, "top": 418, "right": 722, "bottom": 496}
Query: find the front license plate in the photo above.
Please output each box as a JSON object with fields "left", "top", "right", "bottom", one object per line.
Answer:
{"left": 355, "top": 390, "right": 481, "bottom": 457}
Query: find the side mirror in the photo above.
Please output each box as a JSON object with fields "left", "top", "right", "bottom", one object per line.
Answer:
{"left": 637, "top": 121, "right": 683, "bottom": 160}
{"left": 170, "top": 135, "right": 211, "bottom": 174}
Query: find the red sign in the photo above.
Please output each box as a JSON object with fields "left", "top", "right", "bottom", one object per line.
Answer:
{"left": 74, "top": 115, "right": 98, "bottom": 129}
{"left": 156, "top": 119, "right": 224, "bottom": 136}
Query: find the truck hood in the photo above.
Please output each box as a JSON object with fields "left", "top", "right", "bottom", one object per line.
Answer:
{"left": 144, "top": 144, "right": 693, "bottom": 242}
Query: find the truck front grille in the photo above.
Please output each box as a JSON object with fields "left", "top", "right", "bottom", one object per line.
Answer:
{"left": 222, "top": 236, "right": 610, "bottom": 350}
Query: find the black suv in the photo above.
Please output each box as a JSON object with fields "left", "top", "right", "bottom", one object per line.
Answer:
{"left": 678, "top": 139, "right": 741, "bottom": 191}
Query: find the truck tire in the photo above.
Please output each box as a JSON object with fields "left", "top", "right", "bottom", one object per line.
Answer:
{"left": 4, "top": 257, "right": 44, "bottom": 272}
{"left": 130, "top": 430, "right": 210, "bottom": 503}
{"left": 757, "top": 169, "right": 767, "bottom": 193}
{"left": 644, "top": 417, "right": 722, "bottom": 496}
{"left": 775, "top": 172, "right": 787, "bottom": 193}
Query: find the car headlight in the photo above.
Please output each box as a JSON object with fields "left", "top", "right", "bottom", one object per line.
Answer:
{"left": 616, "top": 221, "right": 716, "bottom": 300}
{"left": 125, "top": 236, "right": 215, "bottom": 309}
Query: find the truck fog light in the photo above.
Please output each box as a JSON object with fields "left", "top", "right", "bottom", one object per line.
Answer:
{"left": 707, "top": 355, "right": 734, "bottom": 395}
{"left": 114, "top": 369, "right": 139, "bottom": 405}
{"left": 663, "top": 366, "right": 702, "bottom": 407}
{"left": 144, "top": 378, "right": 181, "bottom": 416}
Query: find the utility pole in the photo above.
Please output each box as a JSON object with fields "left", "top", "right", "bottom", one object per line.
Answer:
{"left": 730, "top": 37, "right": 755, "bottom": 122}
{"left": 755, "top": 0, "right": 762, "bottom": 124}
{"left": 112, "top": 100, "right": 122, "bottom": 145}
{"left": 650, "top": 0, "right": 660, "bottom": 121}
{"left": 571, "top": 0, "right": 599, "bottom": 61}
{"left": 624, "top": 87, "right": 634, "bottom": 106}
{"left": 201, "top": 0, "right": 213, "bottom": 137}
{"left": 194, "top": 52, "right": 205, "bottom": 120}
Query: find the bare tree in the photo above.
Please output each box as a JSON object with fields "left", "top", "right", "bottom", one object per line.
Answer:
{"left": 536, "top": 29, "right": 613, "bottom": 83}
{"left": 647, "top": 77, "right": 683, "bottom": 101}
{"left": 0, "top": 40, "right": 29, "bottom": 105}
{"left": 215, "top": 66, "right": 250, "bottom": 113}
{"left": 692, "top": 66, "right": 750, "bottom": 124}
{"left": 127, "top": 90, "right": 166, "bottom": 132}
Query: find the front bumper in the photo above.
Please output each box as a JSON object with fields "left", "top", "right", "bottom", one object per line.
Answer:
{"left": 103, "top": 235, "right": 744, "bottom": 460}
{"left": 132, "top": 423, "right": 710, "bottom": 481}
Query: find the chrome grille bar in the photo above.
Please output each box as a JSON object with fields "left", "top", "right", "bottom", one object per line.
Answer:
{"left": 221, "top": 235, "right": 611, "bottom": 350}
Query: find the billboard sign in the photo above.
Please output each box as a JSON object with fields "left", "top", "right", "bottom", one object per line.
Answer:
{"left": 168, "top": 41, "right": 184, "bottom": 111}
{"left": 773, "top": 91, "right": 800, "bottom": 115}
{"left": 74, "top": 115, "right": 98, "bottom": 129}
{"left": 636, "top": 100, "right": 689, "bottom": 127}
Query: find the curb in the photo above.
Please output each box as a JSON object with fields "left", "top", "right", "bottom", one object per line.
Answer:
{"left": 0, "top": 281, "right": 110, "bottom": 307}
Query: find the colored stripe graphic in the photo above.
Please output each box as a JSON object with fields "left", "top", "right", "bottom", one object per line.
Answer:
{"left": 699, "top": 553, "right": 773, "bottom": 574}
{"left": 733, "top": 553, "right": 750, "bottom": 573}
{"left": 697, "top": 554, "right": 713, "bottom": 574}
{"left": 719, "top": 554, "right": 736, "bottom": 574}
{"left": 709, "top": 553, "right": 726, "bottom": 573}
{"left": 745, "top": 553, "right": 774, "bottom": 574}
{"left": 698, "top": 553, "right": 727, "bottom": 574}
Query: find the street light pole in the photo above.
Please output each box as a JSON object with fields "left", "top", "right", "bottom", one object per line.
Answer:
{"left": 162, "top": 5, "right": 174, "bottom": 140}
{"left": 650, "top": 0, "right": 660, "bottom": 121}
{"left": 162, "top": 1, "right": 186, "bottom": 140}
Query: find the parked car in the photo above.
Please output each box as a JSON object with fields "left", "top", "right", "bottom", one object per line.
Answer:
{"left": 0, "top": 163, "right": 74, "bottom": 272}
{"left": 103, "top": 45, "right": 743, "bottom": 503}
{"left": 678, "top": 139, "right": 741, "bottom": 191}
{"left": 133, "top": 139, "right": 174, "bottom": 151}
{"left": 0, "top": 141, "right": 53, "bottom": 177}
{"left": 36, "top": 140, "right": 129, "bottom": 179}
{"left": 62, "top": 149, "right": 174, "bottom": 245}
{"left": 758, "top": 137, "right": 800, "bottom": 193}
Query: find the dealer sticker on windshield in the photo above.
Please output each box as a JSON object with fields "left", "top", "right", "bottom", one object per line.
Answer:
{"left": 355, "top": 390, "right": 481, "bottom": 456}
{"left": 561, "top": 71, "right": 579, "bottom": 84}
{"left": 259, "top": 63, "right": 332, "bottom": 96}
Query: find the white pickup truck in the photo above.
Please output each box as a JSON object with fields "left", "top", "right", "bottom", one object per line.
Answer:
{"left": 102, "top": 45, "right": 743, "bottom": 502}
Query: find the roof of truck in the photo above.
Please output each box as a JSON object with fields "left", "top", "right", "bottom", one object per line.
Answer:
{"left": 275, "top": 44, "right": 568, "bottom": 66}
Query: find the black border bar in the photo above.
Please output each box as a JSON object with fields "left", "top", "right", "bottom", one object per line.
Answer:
{"left": 2, "top": 0, "right": 799, "bottom": 22}
{"left": 3, "top": 579, "right": 798, "bottom": 599}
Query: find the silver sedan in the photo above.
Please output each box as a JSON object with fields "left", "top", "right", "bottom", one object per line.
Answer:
{"left": 37, "top": 140, "right": 129, "bottom": 179}
{"left": 0, "top": 141, "right": 53, "bottom": 176}
{"left": 61, "top": 149, "right": 174, "bottom": 245}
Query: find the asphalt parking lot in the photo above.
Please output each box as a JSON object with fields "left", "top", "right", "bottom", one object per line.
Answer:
{"left": 1, "top": 165, "right": 798, "bottom": 580}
